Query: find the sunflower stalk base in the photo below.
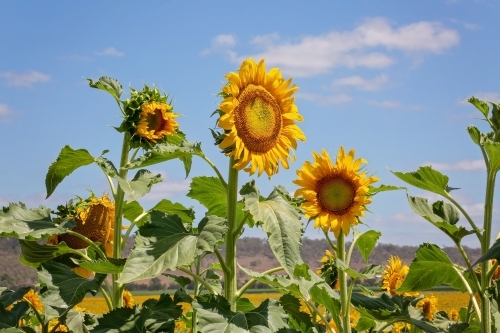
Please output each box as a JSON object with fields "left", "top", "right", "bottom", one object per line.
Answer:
{"left": 337, "top": 232, "right": 351, "bottom": 333}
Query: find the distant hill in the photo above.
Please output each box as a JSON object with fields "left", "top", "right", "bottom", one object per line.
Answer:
{"left": 0, "top": 236, "right": 481, "bottom": 289}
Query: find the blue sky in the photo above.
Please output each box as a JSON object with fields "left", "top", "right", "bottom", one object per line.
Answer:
{"left": 1, "top": 1, "right": 499, "bottom": 248}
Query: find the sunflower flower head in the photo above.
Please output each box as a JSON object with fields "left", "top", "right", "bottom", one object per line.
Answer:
{"left": 216, "top": 58, "right": 305, "bottom": 177}
{"left": 417, "top": 295, "right": 438, "bottom": 321}
{"left": 120, "top": 84, "right": 181, "bottom": 150}
{"left": 123, "top": 290, "right": 135, "bottom": 308}
{"left": 293, "top": 147, "right": 379, "bottom": 237}
{"left": 23, "top": 289, "right": 43, "bottom": 313}
{"left": 316, "top": 250, "right": 340, "bottom": 290}
{"left": 381, "top": 256, "right": 418, "bottom": 296}
{"left": 48, "top": 318, "right": 69, "bottom": 332}
{"left": 449, "top": 308, "right": 459, "bottom": 322}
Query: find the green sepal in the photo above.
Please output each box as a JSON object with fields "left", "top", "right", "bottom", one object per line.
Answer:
{"left": 240, "top": 181, "right": 304, "bottom": 276}
{"left": 45, "top": 146, "right": 95, "bottom": 198}
{"left": 0, "top": 204, "right": 75, "bottom": 240}
{"left": 87, "top": 76, "right": 123, "bottom": 99}
{"left": 391, "top": 166, "right": 451, "bottom": 197}
{"left": 118, "top": 213, "right": 226, "bottom": 283}
{"left": 355, "top": 229, "right": 382, "bottom": 263}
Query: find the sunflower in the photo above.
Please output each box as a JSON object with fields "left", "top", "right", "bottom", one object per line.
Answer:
{"left": 417, "top": 295, "right": 438, "bottom": 321}
{"left": 48, "top": 319, "right": 69, "bottom": 332}
{"left": 316, "top": 250, "right": 340, "bottom": 290}
{"left": 217, "top": 58, "right": 305, "bottom": 176}
{"left": 449, "top": 308, "right": 459, "bottom": 322}
{"left": 23, "top": 289, "right": 43, "bottom": 313}
{"left": 293, "top": 147, "right": 379, "bottom": 237}
{"left": 381, "top": 256, "right": 418, "bottom": 296}
{"left": 123, "top": 289, "right": 135, "bottom": 308}
{"left": 136, "top": 100, "right": 179, "bottom": 142}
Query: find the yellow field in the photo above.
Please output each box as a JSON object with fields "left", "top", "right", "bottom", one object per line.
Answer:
{"left": 78, "top": 290, "right": 470, "bottom": 316}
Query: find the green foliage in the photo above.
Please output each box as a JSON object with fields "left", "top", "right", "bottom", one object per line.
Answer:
{"left": 87, "top": 76, "right": 123, "bottom": 100}
{"left": 45, "top": 146, "right": 95, "bottom": 198}
{"left": 118, "top": 213, "right": 226, "bottom": 283}
{"left": 71, "top": 258, "right": 126, "bottom": 274}
{"left": 19, "top": 240, "right": 86, "bottom": 267}
{"left": 355, "top": 229, "right": 382, "bottom": 263}
{"left": 240, "top": 181, "right": 303, "bottom": 276}
{"left": 116, "top": 169, "right": 163, "bottom": 203}
{"left": 391, "top": 166, "right": 452, "bottom": 197}
{"left": 473, "top": 238, "right": 500, "bottom": 266}
{"left": 187, "top": 176, "right": 227, "bottom": 217}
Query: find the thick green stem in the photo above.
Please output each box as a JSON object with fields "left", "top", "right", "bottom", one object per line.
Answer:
{"left": 337, "top": 232, "right": 350, "bottom": 333}
{"left": 224, "top": 157, "right": 239, "bottom": 311}
{"left": 112, "top": 132, "right": 131, "bottom": 308}
{"left": 480, "top": 171, "right": 496, "bottom": 333}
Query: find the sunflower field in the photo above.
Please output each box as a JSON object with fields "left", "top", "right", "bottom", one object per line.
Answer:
{"left": 1, "top": 58, "right": 500, "bottom": 333}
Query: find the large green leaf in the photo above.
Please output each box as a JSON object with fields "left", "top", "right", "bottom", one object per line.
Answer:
{"left": 0, "top": 287, "right": 31, "bottom": 308}
{"left": 124, "top": 141, "right": 201, "bottom": 177}
{"left": 398, "top": 243, "right": 468, "bottom": 292}
{"left": 150, "top": 199, "right": 195, "bottom": 224}
{"left": 0, "top": 302, "right": 29, "bottom": 328}
{"left": 355, "top": 230, "right": 382, "bottom": 263}
{"left": 241, "top": 181, "right": 303, "bottom": 275}
{"left": 87, "top": 76, "right": 123, "bottom": 99}
{"left": 122, "top": 201, "right": 147, "bottom": 225}
{"left": 391, "top": 166, "right": 451, "bottom": 197}
{"left": 38, "top": 261, "right": 106, "bottom": 320}
{"left": 187, "top": 176, "right": 227, "bottom": 217}
{"left": 72, "top": 258, "right": 126, "bottom": 274}
{"left": 194, "top": 294, "right": 291, "bottom": 333}
{"left": 0, "top": 204, "right": 75, "bottom": 240}
{"left": 279, "top": 294, "right": 314, "bottom": 332}
{"left": 45, "top": 146, "right": 95, "bottom": 198}
{"left": 407, "top": 196, "right": 473, "bottom": 243}
{"left": 118, "top": 212, "right": 226, "bottom": 283}
{"left": 116, "top": 169, "right": 163, "bottom": 203}
{"left": 19, "top": 240, "right": 85, "bottom": 267}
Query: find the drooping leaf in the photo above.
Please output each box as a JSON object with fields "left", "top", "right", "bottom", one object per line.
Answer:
{"left": 65, "top": 308, "right": 91, "bottom": 333}
{"left": 150, "top": 199, "right": 195, "bottom": 224}
{"left": 124, "top": 141, "right": 201, "bottom": 177}
{"left": 391, "top": 166, "right": 451, "bottom": 197}
{"left": 194, "top": 294, "right": 291, "bottom": 333}
{"left": 473, "top": 238, "right": 500, "bottom": 266}
{"left": 0, "top": 204, "right": 75, "bottom": 240}
{"left": 94, "top": 155, "right": 119, "bottom": 178}
{"left": 163, "top": 274, "right": 192, "bottom": 289}
{"left": 72, "top": 258, "right": 126, "bottom": 274}
{"left": 467, "top": 96, "right": 490, "bottom": 118}
{"left": 187, "top": 176, "right": 226, "bottom": 217}
{"left": 38, "top": 261, "right": 106, "bottom": 320}
{"left": 368, "top": 184, "right": 404, "bottom": 195}
{"left": 19, "top": 240, "right": 85, "bottom": 267}
{"left": 241, "top": 181, "right": 303, "bottom": 275}
{"left": 118, "top": 213, "right": 226, "bottom": 283}
{"left": 116, "top": 169, "right": 163, "bottom": 203}
{"left": 398, "top": 243, "right": 468, "bottom": 292}
{"left": 356, "top": 230, "right": 382, "bottom": 263}
{"left": 432, "top": 200, "right": 460, "bottom": 225}
{"left": 45, "top": 146, "right": 95, "bottom": 198}
{"left": 87, "top": 76, "right": 123, "bottom": 99}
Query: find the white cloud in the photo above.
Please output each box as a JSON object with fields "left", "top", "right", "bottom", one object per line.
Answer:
{"left": 450, "top": 19, "right": 481, "bottom": 31}
{"left": 95, "top": 47, "right": 124, "bottom": 57}
{"left": 297, "top": 92, "right": 352, "bottom": 106}
{"left": 0, "top": 71, "right": 51, "bottom": 87}
{"left": 368, "top": 100, "right": 401, "bottom": 108}
{"left": 421, "top": 159, "right": 486, "bottom": 171}
{"left": 332, "top": 74, "right": 388, "bottom": 91}
{"left": 0, "top": 103, "right": 15, "bottom": 122}
{"left": 225, "top": 17, "right": 459, "bottom": 77}
{"left": 200, "top": 34, "right": 237, "bottom": 56}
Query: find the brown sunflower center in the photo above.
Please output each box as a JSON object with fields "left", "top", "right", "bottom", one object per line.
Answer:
{"left": 317, "top": 176, "right": 356, "bottom": 214}
{"left": 233, "top": 84, "right": 282, "bottom": 153}
{"left": 145, "top": 109, "right": 166, "bottom": 133}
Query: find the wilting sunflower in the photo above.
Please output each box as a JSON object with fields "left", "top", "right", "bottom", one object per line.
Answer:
{"left": 381, "top": 256, "right": 418, "bottom": 296}
{"left": 48, "top": 194, "right": 115, "bottom": 278}
{"left": 293, "top": 147, "right": 379, "bottom": 237}
{"left": 123, "top": 290, "right": 135, "bottom": 308}
{"left": 23, "top": 289, "right": 43, "bottom": 313}
{"left": 217, "top": 58, "right": 305, "bottom": 176}
{"left": 316, "top": 250, "right": 340, "bottom": 290}
{"left": 417, "top": 295, "right": 438, "bottom": 321}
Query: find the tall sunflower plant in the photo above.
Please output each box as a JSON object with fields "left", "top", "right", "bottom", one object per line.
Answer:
{"left": 0, "top": 58, "right": 396, "bottom": 333}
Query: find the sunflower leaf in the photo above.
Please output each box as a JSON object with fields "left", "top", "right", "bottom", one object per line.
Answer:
{"left": 279, "top": 294, "right": 314, "bottom": 332}
{"left": 118, "top": 213, "right": 226, "bottom": 283}
{"left": 193, "top": 294, "right": 291, "bottom": 333}
{"left": 467, "top": 96, "right": 490, "bottom": 118}
{"left": 356, "top": 230, "right": 382, "bottom": 263}
{"left": 368, "top": 184, "right": 404, "bottom": 195}
{"left": 484, "top": 141, "right": 500, "bottom": 172}
{"left": 0, "top": 204, "right": 75, "bottom": 240}
{"left": 398, "top": 243, "right": 469, "bottom": 293}
{"left": 391, "top": 166, "right": 451, "bottom": 197}
{"left": 71, "top": 258, "right": 126, "bottom": 274}
{"left": 149, "top": 199, "right": 195, "bottom": 224}
{"left": 45, "top": 146, "right": 95, "bottom": 198}
{"left": 116, "top": 169, "right": 163, "bottom": 203}
{"left": 94, "top": 155, "right": 119, "bottom": 178}
{"left": 122, "top": 201, "right": 147, "bottom": 225}
{"left": 472, "top": 238, "right": 500, "bottom": 266}
{"left": 87, "top": 76, "right": 123, "bottom": 99}
{"left": 19, "top": 240, "right": 85, "bottom": 267}
{"left": 0, "top": 301, "right": 30, "bottom": 328}
{"left": 124, "top": 141, "right": 202, "bottom": 177}
{"left": 240, "top": 181, "right": 303, "bottom": 275}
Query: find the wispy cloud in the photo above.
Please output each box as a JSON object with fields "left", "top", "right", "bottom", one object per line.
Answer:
{"left": 95, "top": 47, "right": 125, "bottom": 57}
{"left": 214, "top": 17, "right": 459, "bottom": 77}
{"left": 0, "top": 103, "right": 15, "bottom": 122}
{"left": 200, "top": 34, "right": 237, "bottom": 56}
{"left": 450, "top": 18, "right": 481, "bottom": 31}
{"left": 332, "top": 74, "right": 388, "bottom": 91}
{"left": 0, "top": 71, "right": 51, "bottom": 87}
{"left": 368, "top": 100, "right": 401, "bottom": 108}
{"left": 421, "top": 159, "right": 486, "bottom": 171}
{"left": 297, "top": 92, "right": 352, "bottom": 106}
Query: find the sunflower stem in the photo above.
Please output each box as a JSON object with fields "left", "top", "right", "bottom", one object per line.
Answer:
{"left": 199, "top": 153, "right": 228, "bottom": 189}
{"left": 112, "top": 132, "right": 131, "bottom": 308}
{"left": 100, "top": 285, "right": 113, "bottom": 312}
{"left": 178, "top": 266, "right": 217, "bottom": 295}
{"left": 235, "top": 266, "right": 284, "bottom": 300}
{"left": 337, "top": 232, "right": 351, "bottom": 333}
{"left": 224, "top": 156, "right": 239, "bottom": 311}
{"left": 65, "top": 230, "right": 108, "bottom": 259}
